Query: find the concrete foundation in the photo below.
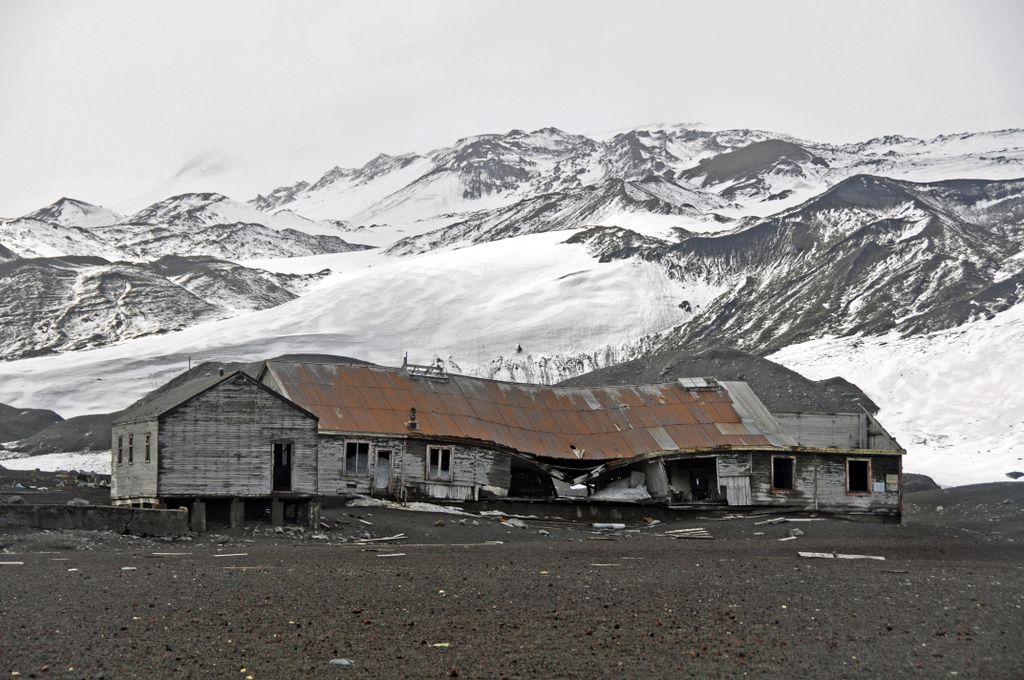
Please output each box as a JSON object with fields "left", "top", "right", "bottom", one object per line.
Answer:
{"left": 0, "top": 504, "right": 189, "bottom": 536}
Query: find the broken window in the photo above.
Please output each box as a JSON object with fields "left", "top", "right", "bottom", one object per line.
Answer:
{"left": 771, "top": 456, "right": 795, "bottom": 490}
{"left": 345, "top": 441, "right": 370, "bottom": 476}
{"left": 847, "top": 459, "right": 871, "bottom": 493}
{"left": 128, "top": 433, "right": 134, "bottom": 464}
{"left": 144, "top": 433, "right": 151, "bottom": 463}
{"left": 117, "top": 435, "right": 123, "bottom": 465}
{"left": 426, "top": 446, "right": 453, "bottom": 481}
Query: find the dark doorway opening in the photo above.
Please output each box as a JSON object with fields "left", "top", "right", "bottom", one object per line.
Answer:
{"left": 273, "top": 442, "right": 293, "bottom": 491}
{"left": 848, "top": 459, "right": 870, "bottom": 493}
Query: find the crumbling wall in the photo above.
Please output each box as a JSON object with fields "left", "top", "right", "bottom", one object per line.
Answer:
{"left": 0, "top": 504, "right": 189, "bottom": 536}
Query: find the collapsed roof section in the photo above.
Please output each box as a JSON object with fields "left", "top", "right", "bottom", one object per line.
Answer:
{"left": 258, "top": 361, "right": 811, "bottom": 462}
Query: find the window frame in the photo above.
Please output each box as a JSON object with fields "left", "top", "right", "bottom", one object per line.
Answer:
{"left": 144, "top": 433, "right": 151, "bottom": 463}
{"left": 128, "top": 433, "right": 134, "bottom": 465}
{"left": 116, "top": 435, "right": 123, "bottom": 465}
{"left": 846, "top": 458, "right": 872, "bottom": 494}
{"left": 344, "top": 440, "right": 371, "bottom": 477}
{"left": 770, "top": 455, "right": 796, "bottom": 492}
{"left": 426, "top": 446, "right": 454, "bottom": 482}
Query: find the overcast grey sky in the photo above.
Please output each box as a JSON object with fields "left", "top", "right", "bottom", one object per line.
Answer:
{"left": 1, "top": 0, "right": 1022, "bottom": 215}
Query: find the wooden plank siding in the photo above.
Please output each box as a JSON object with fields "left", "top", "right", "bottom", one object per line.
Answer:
{"left": 317, "top": 434, "right": 512, "bottom": 500}
{"left": 319, "top": 434, "right": 407, "bottom": 496}
{"left": 746, "top": 451, "right": 900, "bottom": 514}
{"left": 156, "top": 374, "right": 319, "bottom": 498}
{"left": 110, "top": 420, "right": 159, "bottom": 501}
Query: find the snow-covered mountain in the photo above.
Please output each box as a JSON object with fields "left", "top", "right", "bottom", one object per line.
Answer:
{"left": 250, "top": 126, "right": 1024, "bottom": 231}
{"left": 0, "top": 216, "right": 129, "bottom": 260}
{"left": 23, "top": 197, "right": 125, "bottom": 228}
{"left": 0, "top": 254, "right": 326, "bottom": 359}
{"left": 1, "top": 122, "right": 1023, "bottom": 485}
{"left": 386, "top": 175, "right": 736, "bottom": 255}
{"left": 571, "top": 175, "right": 1024, "bottom": 353}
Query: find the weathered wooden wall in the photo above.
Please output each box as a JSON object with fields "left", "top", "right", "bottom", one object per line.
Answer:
{"left": 747, "top": 451, "right": 900, "bottom": 514}
{"left": 773, "top": 413, "right": 866, "bottom": 449}
{"left": 110, "top": 420, "right": 159, "bottom": 501}
{"left": 319, "top": 434, "right": 406, "bottom": 496}
{"left": 404, "top": 439, "right": 511, "bottom": 500}
{"left": 317, "top": 434, "right": 512, "bottom": 500}
{"left": 157, "top": 375, "right": 319, "bottom": 497}
{"left": 773, "top": 412, "right": 903, "bottom": 453}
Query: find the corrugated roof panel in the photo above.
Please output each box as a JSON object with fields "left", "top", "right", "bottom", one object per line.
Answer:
{"left": 648, "top": 426, "right": 678, "bottom": 451}
{"left": 688, "top": 405, "right": 713, "bottom": 424}
{"left": 262, "top": 362, "right": 784, "bottom": 460}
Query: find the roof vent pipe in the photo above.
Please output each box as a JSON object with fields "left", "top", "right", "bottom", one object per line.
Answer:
{"left": 218, "top": 367, "right": 225, "bottom": 376}
{"left": 405, "top": 407, "right": 418, "bottom": 430}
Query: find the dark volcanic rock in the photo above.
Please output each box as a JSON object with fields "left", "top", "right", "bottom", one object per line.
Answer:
{"left": 559, "top": 347, "right": 878, "bottom": 413}
{"left": 903, "top": 473, "right": 941, "bottom": 492}
{"left": 0, "top": 403, "right": 63, "bottom": 443}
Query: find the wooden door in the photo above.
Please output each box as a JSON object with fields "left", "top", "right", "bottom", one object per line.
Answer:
{"left": 724, "top": 476, "right": 751, "bottom": 506}
{"left": 374, "top": 450, "right": 392, "bottom": 493}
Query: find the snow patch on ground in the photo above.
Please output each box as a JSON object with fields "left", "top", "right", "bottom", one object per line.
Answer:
{"left": 0, "top": 450, "right": 110, "bottom": 475}
{"left": 346, "top": 497, "right": 475, "bottom": 516}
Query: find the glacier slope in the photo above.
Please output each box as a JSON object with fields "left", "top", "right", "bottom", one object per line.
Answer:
{"left": 769, "top": 303, "right": 1024, "bottom": 487}
{"left": 0, "top": 231, "right": 701, "bottom": 417}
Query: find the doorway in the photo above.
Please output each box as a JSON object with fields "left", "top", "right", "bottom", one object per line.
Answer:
{"left": 374, "top": 450, "right": 392, "bottom": 494}
{"left": 273, "top": 442, "right": 293, "bottom": 492}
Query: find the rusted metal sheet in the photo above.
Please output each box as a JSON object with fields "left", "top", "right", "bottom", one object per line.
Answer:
{"left": 263, "top": 362, "right": 786, "bottom": 461}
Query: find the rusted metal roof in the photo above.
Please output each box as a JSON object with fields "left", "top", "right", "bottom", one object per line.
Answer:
{"left": 261, "top": 361, "right": 787, "bottom": 461}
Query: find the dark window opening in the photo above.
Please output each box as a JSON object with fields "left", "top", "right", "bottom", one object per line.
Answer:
{"left": 128, "top": 433, "right": 134, "bottom": 464}
{"left": 427, "top": 446, "right": 453, "bottom": 481}
{"left": 116, "top": 435, "right": 123, "bottom": 465}
{"left": 345, "top": 441, "right": 370, "bottom": 476}
{"left": 144, "top": 433, "right": 151, "bottom": 463}
{"left": 772, "top": 457, "right": 794, "bottom": 490}
{"left": 848, "top": 459, "right": 870, "bottom": 493}
{"left": 273, "top": 441, "right": 293, "bottom": 491}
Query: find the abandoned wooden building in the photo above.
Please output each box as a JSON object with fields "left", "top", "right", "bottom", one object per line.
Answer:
{"left": 110, "top": 370, "right": 321, "bottom": 532}
{"left": 255, "top": 360, "right": 905, "bottom": 516}
{"left": 110, "top": 358, "right": 906, "bottom": 527}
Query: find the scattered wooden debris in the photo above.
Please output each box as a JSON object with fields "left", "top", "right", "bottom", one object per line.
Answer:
{"left": 798, "top": 551, "right": 886, "bottom": 560}
{"left": 778, "top": 536, "right": 797, "bottom": 542}
{"left": 355, "top": 533, "right": 406, "bottom": 544}
{"left": 664, "top": 527, "right": 713, "bottom": 540}
{"left": 376, "top": 553, "right": 406, "bottom": 558}
{"left": 213, "top": 553, "right": 249, "bottom": 558}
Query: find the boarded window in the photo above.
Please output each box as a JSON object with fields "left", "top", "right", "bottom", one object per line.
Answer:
{"left": 427, "top": 446, "right": 453, "bottom": 481}
{"left": 117, "top": 435, "right": 123, "bottom": 465}
{"left": 128, "top": 433, "right": 134, "bottom": 464}
{"left": 771, "top": 456, "right": 794, "bottom": 490}
{"left": 345, "top": 441, "right": 370, "bottom": 476}
{"left": 847, "top": 459, "right": 870, "bottom": 493}
{"left": 144, "top": 433, "right": 151, "bottom": 463}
